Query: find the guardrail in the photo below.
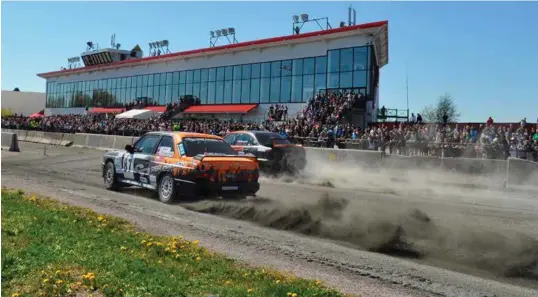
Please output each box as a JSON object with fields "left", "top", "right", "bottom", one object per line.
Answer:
{"left": 5, "top": 129, "right": 537, "bottom": 189}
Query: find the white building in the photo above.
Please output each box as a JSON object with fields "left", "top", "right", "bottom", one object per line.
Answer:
{"left": 37, "top": 20, "right": 388, "bottom": 127}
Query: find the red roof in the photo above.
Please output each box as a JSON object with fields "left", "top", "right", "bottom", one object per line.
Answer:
{"left": 145, "top": 106, "right": 166, "bottom": 112}
{"left": 37, "top": 20, "right": 388, "bottom": 78}
{"left": 89, "top": 107, "right": 125, "bottom": 114}
{"left": 184, "top": 104, "right": 258, "bottom": 114}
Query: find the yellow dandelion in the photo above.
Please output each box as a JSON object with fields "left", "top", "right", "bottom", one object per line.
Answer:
{"left": 244, "top": 272, "right": 250, "bottom": 277}
{"left": 175, "top": 254, "right": 180, "bottom": 259}
{"left": 120, "top": 246, "right": 128, "bottom": 251}
{"left": 292, "top": 294, "right": 297, "bottom": 297}
{"left": 192, "top": 240, "right": 200, "bottom": 245}
{"left": 170, "top": 274, "right": 175, "bottom": 278}
{"left": 195, "top": 256, "right": 201, "bottom": 261}
{"left": 315, "top": 280, "right": 322, "bottom": 285}
{"left": 275, "top": 280, "right": 281, "bottom": 284}
{"left": 97, "top": 216, "right": 104, "bottom": 221}
{"left": 158, "top": 260, "right": 163, "bottom": 264}
{"left": 89, "top": 275, "right": 95, "bottom": 281}
{"left": 141, "top": 240, "right": 147, "bottom": 244}
{"left": 164, "top": 247, "right": 170, "bottom": 252}
{"left": 287, "top": 293, "right": 292, "bottom": 297}
{"left": 224, "top": 280, "right": 232, "bottom": 285}
{"left": 11, "top": 293, "right": 20, "bottom": 297}
{"left": 56, "top": 280, "right": 64, "bottom": 285}
{"left": 55, "top": 270, "right": 61, "bottom": 275}
{"left": 146, "top": 242, "right": 153, "bottom": 247}
{"left": 247, "top": 288, "right": 253, "bottom": 293}
{"left": 43, "top": 278, "right": 49, "bottom": 283}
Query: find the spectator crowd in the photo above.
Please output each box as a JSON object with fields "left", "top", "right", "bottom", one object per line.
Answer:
{"left": 2, "top": 91, "right": 537, "bottom": 161}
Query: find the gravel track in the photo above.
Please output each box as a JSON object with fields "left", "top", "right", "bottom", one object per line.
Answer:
{"left": 2, "top": 142, "right": 538, "bottom": 297}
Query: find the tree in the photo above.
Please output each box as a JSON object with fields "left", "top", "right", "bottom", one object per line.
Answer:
{"left": 13, "top": 87, "right": 20, "bottom": 92}
{"left": 420, "top": 93, "right": 460, "bottom": 124}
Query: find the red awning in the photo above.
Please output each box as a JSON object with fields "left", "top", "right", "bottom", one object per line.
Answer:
{"left": 145, "top": 106, "right": 166, "bottom": 112}
{"left": 89, "top": 107, "right": 125, "bottom": 114}
{"left": 184, "top": 104, "right": 258, "bottom": 114}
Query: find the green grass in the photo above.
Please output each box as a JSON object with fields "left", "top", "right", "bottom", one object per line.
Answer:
{"left": 1, "top": 188, "right": 349, "bottom": 297}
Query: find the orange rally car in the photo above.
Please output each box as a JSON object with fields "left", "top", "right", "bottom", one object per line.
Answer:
{"left": 102, "top": 131, "right": 260, "bottom": 203}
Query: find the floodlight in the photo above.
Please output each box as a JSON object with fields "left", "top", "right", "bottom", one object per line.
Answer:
{"left": 149, "top": 42, "right": 154, "bottom": 49}
{"left": 210, "top": 31, "right": 215, "bottom": 37}
{"left": 221, "top": 28, "right": 228, "bottom": 35}
{"left": 216, "top": 30, "right": 222, "bottom": 36}
{"left": 116, "top": 43, "right": 121, "bottom": 49}
{"left": 228, "top": 27, "right": 235, "bottom": 34}
{"left": 162, "top": 40, "right": 169, "bottom": 46}
{"left": 292, "top": 15, "right": 299, "bottom": 23}
{"left": 301, "top": 13, "right": 309, "bottom": 22}
{"left": 87, "top": 41, "right": 93, "bottom": 48}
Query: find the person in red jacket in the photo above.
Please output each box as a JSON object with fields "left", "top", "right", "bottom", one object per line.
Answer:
{"left": 487, "top": 116, "right": 494, "bottom": 126}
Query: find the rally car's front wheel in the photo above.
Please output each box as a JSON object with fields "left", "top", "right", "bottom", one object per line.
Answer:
{"left": 158, "top": 174, "right": 177, "bottom": 204}
{"left": 104, "top": 161, "right": 119, "bottom": 191}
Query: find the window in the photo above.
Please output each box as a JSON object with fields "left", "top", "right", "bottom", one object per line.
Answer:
{"left": 185, "top": 83, "right": 193, "bottom": 96}
{"left": 215, "top": 81, "right": 224, "bottom": 103}
{"left": 251, "top": 63, "right": 261, "bottom": 78}
{"left": 223, "top": 81, "right": 232, "bottom": 103}
{"left": 233, "top": 65, "right": 242, "bottom": 80}
{"left": 261, "top": 63, "right": 271, "bottom": 78}
{"left": 156, "top": 136, "right": 175, "bottom": 157}
{"left": 178, "top": 84, "right": 186, "bottom": 97}
{"left": 354, "top": 46, "right": 368, "bottom": 71}
{"left": 143, "top": 75, "right": 149, "bottom": 87}
{"left": 224, "top": 66, "right": 233, "bottom": 81}
{"left": 179, "top": 71, "right": 186, "bottom": 84}
{"left": 280, "top": 76, "right": 291, "bottom": 103}
{"left": 241, "top": 80, "right": 250, "bottom": 103}
{"left": 185, "top": 70, "right": 193, "bottom": 84}
{"left": 192, "top": 83, "right": 200, "bottom": 99}
{"left": 281, "top": 60, "right": 292, "bottom": 77}
{"left": 314, "top": 73, "right": 326, "bottom": 95}
{"left": 340, "top": 71, "right": 352, "bottom": 88}
{"left": 216, "top": 67, "right": 225, "bottom": 81}
{"left": 254, "top": 132, "right": 291, "bottom": 147}
{"left": 200, "top": 69, "right": 208, "bottom": 82}
{"left": 303, "top": 58, "right": 315, "bottom": 75}
{"left": 250, "top": 78, "right": 260, "bottom": 103}
{"left": 340, "top": 48, "right": 353, "bottom": 72}
{"left": 241, "top": 64, "right": 251, "bottom": 79}
{"left": 328, "top": 50, "right": 340, "bottom": 73}
{"left": 233, "top": 80, "right": 241, "bottom": 103}
{"left": 223, "top": 134, "right": 238, "bottom": 145}
{"left": 173, "top": 72, "right": 180, "bottom": 84}
{"left": 200, "top": 82, "right": 208, "bottom": 104}
{"left": 353, "top": 71, "right": 368, "bottom": 88}
{"left": 291, "top": 75, "right": 303, "bottom": 102}
{"left": 193, "top": 70, "right": 201, "bottom": 83}
{"left": 208, "top": 68, "right": 216, "bottom": 81}
{"left": 292, "top": 59, "right": 303, "bottom": 76}
{"left": 260, "top": 78, "right": 270, "bottom": 103}
{"left": 303, "top": 75, "right": 314, "bottom": 101}
{"left": 181, "top": 138, "right": 237, "bottom": 157}
{"left": 236, "top": 133, "right": 256, "bottom": 146}
{"left": 327, "top": 73, "right": 339, "bottom": 89}
{"left": 134, "top": 135, "right": 161, "bottom": 155}
{"left": 207, "top": 82, "right": 216, "bottom": 104}
{"left": 271, "top": 61, "right": 281, "bottom": 77}
{"left": 270, "top": 76, "right": 280, "bottom": 103}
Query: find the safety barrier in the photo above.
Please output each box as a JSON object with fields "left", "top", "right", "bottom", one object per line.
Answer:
{"left": 5, "top": 130, "right": 537, "bottom": 190}
{"left": 1, "top": 132, "right": 20, "bottom": 152}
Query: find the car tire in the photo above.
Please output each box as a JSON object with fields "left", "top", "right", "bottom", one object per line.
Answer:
{"left": 104, "top": 161, "right": 119, "bottom": 191}
{"left": 158, "top": 173, "right": 177, "bottom": 204}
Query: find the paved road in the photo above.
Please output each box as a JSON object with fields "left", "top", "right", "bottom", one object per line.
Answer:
{"left": 2, "top": 142, "right": 538, "bottom": 297}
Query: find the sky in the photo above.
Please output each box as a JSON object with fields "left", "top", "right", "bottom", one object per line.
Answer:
{"left": 2, "top": 1, "right": 538, "bottom": 122}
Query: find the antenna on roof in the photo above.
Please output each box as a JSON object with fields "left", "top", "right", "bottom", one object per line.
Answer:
{"left": 291, "top": 13, "right": 331, "bottom": 35}
{"left": 148, "top": 40, "right": 171, "bottom": 56}
{"left": 348, "top": 5, "right": 356, "bottom": 26}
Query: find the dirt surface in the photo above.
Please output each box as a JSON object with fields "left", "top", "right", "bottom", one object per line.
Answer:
{"left": 2, "top": 142, "right": 538, "bottom": 297}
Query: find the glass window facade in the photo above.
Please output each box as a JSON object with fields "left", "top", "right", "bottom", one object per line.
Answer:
{"left": 45, "top": 45, "right": 374, "bottom": 108}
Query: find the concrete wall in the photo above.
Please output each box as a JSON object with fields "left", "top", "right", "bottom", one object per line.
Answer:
{"left": 6, "top": 129, "right": 537, "bottom": 189}
{"left": 1, "top": 91, "right": 46, "bottom": 116}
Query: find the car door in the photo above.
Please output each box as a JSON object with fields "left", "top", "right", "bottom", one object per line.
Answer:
{"left": 152, "top": 135, "right": 177, "bottom": 186}
{"left": 224, "top": 133, "right": 240, "bottom": 152}
{"left": 128, "top": 134, "right": 162, "bottom": 185}
{"left": 234, "top": 133, "right": 256, "bottom": 154}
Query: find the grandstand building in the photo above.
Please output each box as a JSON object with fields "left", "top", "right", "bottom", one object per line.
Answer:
{"left": 37, "top": 20, "right": 388, "bottom": 126}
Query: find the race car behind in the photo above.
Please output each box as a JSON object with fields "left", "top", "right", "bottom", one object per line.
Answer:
{"left": 224, "top": 131, "right": 306, "bottom": 175}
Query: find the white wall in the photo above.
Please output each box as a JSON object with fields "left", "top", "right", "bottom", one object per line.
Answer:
{"left": 47, "top": 35, "right": 371, "bottom": 84}
{"left": 1, "top": 91, "right": 46, "bottom": 116}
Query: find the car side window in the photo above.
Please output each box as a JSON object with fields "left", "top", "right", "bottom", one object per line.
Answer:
{"left": 155, "top": 136, "right": 175, "bottom": 157}
{"left": 236, "top": 133, "right": 255, "bottom": 146}
{"left": 223, "top": 134, "right": 238, "bottom": 145}
{"left": 134, "top": 135, "right": 161, "bottom": 155}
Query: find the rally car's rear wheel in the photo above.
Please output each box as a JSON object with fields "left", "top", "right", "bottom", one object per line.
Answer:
{"left": 104, "top": 161, "right": 119, "bottom": 191}
{"left": 158, "top": 173, "right": 177, "bottom": 204}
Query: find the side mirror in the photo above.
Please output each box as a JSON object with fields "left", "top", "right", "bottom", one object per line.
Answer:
{"left": 125, "top": 145, "right": 134, "bottom": 154}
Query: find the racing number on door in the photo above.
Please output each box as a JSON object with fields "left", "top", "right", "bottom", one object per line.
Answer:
{"left": 123, "top": 153, "right": 134, "bottom": 171}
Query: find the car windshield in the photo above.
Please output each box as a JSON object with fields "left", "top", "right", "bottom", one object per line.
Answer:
{"left": 255, "top": 133, "right": 292, "bottom": 146}
{"left": 181, "top": 137, "right": 238, "bottom": 157}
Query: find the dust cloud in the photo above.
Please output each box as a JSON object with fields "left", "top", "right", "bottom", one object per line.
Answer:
{"left": 183, "top": 193, "right": 538, "bottom": 282}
